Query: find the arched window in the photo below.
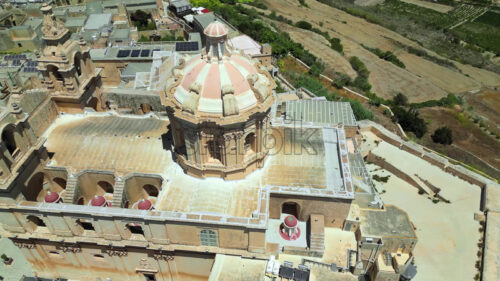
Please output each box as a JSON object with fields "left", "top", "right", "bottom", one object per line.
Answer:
{"left": 244, "top": 133, "right": 256, "bottom": 155}
{"left": 47, "top": 65, "right": 63, "bottom": 81}
{"left": 74, "top": 53, "right": 82, "bottom": 77}
{"left": 200, "top": 229, "right": 218, "bottom": 246}
{"left": 97, "top": 181, "right": 113, "bottom": 194}
{"left": 2, "top": 126, "right": 19, "bottom": 156}
{"left": 143, "top": 184, "right": 158, "bottom": 197}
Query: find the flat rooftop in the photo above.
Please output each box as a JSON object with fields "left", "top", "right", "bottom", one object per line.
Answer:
{"left": 283, "top": 100, "right": 357, "bottom": 127}
{"left": 43, "top": 113, "right": 354, "bottom": 221}
{"left": 360, "top": 205, "right": 417, "bottom": 239}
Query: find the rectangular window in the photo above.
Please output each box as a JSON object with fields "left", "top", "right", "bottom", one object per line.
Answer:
{"left": 200, "top": 229, "right": 218, "bottom": 247}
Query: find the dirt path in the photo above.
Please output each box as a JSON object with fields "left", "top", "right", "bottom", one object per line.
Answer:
{"left": 262, "top": 0, "right": 500, "bottom": 101}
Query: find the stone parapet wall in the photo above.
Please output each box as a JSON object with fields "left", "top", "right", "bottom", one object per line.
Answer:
{"left": 358, "top": 120, "right": 500, "bottom": 281}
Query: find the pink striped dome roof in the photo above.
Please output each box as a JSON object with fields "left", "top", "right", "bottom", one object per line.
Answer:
{"left": 173, "top": 52, "right": 271, "bottom": 114}
{"left": 204, "top": 21, "right": 229, "bottom": 38}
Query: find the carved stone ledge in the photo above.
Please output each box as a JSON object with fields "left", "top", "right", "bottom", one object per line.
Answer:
{"left": 104, "top": 248, "right": 128, "bottom": 257}
{"left": 13, "top": 241, "right": 36, "bottom": 249}
{"left": 56, "top": 244, "right": 81, "bottom": 253}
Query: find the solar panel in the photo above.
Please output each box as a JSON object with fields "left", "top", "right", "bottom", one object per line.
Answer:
{"left": 293, "top": 269, "right": 310, "bottom": 281}
{"left": 175, "top": 41, "right": 199, "bottom": 52}
{"left": 140, "top": 49, "right": 150, "bottom": 57}
{"left": 117, "top": 50, "right": 131, "bottom": 58}
{"left": 130, "top": 49, "right": 140, "bottom": 57}
{"left": 279, "top": 267, "right": 294, "bottom": 279}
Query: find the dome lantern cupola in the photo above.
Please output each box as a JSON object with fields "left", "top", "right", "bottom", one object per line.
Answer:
{"left": 203, "top": 20, "right": 230, "bottom": 61}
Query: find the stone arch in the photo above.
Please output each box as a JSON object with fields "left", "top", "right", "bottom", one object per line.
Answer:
{"left": 282, "top": 201, "right": 300, "bottom": 218}
{"left": 25, "top": 172, "right": 46, "bottom": 202}
{"left": 74, "top": 52, "right": 83, "bottom": 77}
{"left": 88, "top": 97, "right": 98, "bottom": 110}
{"left": 123, "top": 175, "right": 162, "bottom": 208}
{"left": 1, "top": 124, "right": 23, "bottom": 158}
{"left": 97, "top": 180, "right": 113, "bottom": 194}
{"left": 142, "top": 184, "right": 158, "bottom": 197}
{"left": 244, "top": 132, "right": 256, "bottom": 155}
{"left": 140, "top": 104, "right": 152, "bottom": 114}
{"left": 75, "top": 172, "right": 115, "bottom": 204}
{"left": 53, "top": 177, "right": 67, "bottom": 190}
{"left": 46, "top": 64, "right": 63, "bottom": 81}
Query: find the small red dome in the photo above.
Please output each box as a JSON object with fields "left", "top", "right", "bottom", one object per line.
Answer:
{"left": 44, "top": 191, "right": 60, "bottom": 203}
{"left": 90, "top": 195, "right": 107, "bottom": 207}
{"left": 284, "top": 215, "right": 298, "bottom": 227}
{"left": 138, "top": 199, "right": 152, "bottom": 210}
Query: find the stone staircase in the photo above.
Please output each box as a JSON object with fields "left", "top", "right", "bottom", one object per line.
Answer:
{"left": 310, "top": 232, "right": 325, "bottom": 256}
{"left": 63, "top": 176, "right": 78, "bottom": 204}
{"left": 111, "top": 179, "right": 125, "bottom": 208}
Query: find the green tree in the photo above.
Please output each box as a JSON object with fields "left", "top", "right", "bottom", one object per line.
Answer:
{"left": 391, "top": 106, "right": 427, "bottom": 138}
{"left": 431, "top": 126, "right": 453, "bottom": 145}
{"left": 393, "top": 93, "right": 408, "bottom": 106}
{"left": 296, "top": 20, "right": 312, "bottom": 30}
{"left": 330, "top": 38, "right": 343, "bottom": 53}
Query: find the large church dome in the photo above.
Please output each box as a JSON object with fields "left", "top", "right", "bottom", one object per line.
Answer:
{"left": 166, "top": 21, "right": 274, "bottom": 117}
{"left": 163, "top": 21, "right": 275, "bottom": 180}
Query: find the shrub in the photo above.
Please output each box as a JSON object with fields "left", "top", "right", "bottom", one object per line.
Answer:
{"left": 332, "top": 72, "right": 351, "bottom": 88}
{"left": 343, "top": 98, "right": 374, "bottom": 120}
{"left": 431, "top": 126, "right": 453, "bottom": 145}
{"left": 330, "top": 38, "right": 343, "bottom": 53}
{"left": 309, "top": 61, "right": 324, "bottom": 77}
{"left": 349, "top": 56, "right": 370, "bottom": 78}
{"left": 292, "top": 73, "right": 337, "bottom": 100}
{"left": 353, "top": 76, "right": 372, "bottom": 92}
{"left": 393, "top": 93, "right": 408, "bottom": 106}
{"left": 372, "top": 174, "right": 390, "bottom": 183}
{"left": 296, "top": 20, "right": 312, "bottom": 30}
{"left": 392, "top": 106, "right": 427, "bottom": 138}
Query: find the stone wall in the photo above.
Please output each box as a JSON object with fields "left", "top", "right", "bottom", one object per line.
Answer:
{"left": 358, "top": 120, "right": 500, "bottom": 281}
{"left": 269, "top": 194, "right": 351, "bottom": 228}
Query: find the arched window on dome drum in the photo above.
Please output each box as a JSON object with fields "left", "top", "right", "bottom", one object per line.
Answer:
{"left": 244, "top": 133, "right": 256, "bottom": 155}
{"left": 200, "top": 229, "right": 218, "bottom": 247}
